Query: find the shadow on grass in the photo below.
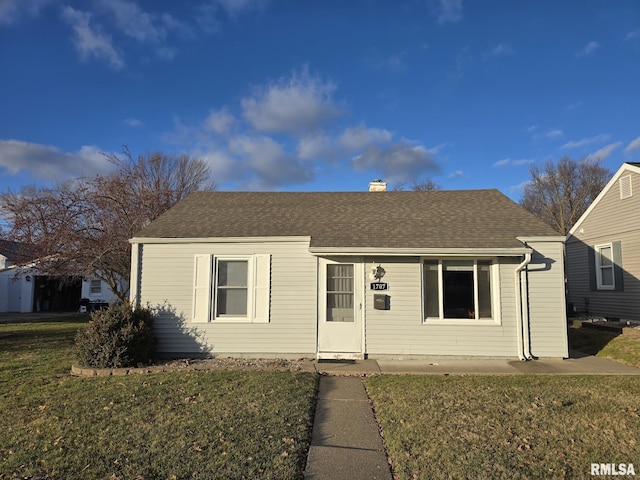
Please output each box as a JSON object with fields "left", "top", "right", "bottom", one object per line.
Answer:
{"left": 567, "top": 321, "right": 620, "bottom": 356}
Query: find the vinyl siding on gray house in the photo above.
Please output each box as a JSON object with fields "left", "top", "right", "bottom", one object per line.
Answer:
{"left": 525, "top": 240, "right": 569, "bottom": 357}
{"left": 135, "top": 239, "right": 317, "bottom": 357}
{"left": 566, "top": 165, "right": 640, "bottom": 322}
{"left": 363, "top": 257, "right": 521, "bottom": 357}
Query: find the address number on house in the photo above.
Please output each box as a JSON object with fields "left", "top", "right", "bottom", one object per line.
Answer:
{"left": 370, "top": 282, "right": 388, "bottom": 291}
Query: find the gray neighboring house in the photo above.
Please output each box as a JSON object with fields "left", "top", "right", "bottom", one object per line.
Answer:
{"left": 129, "top": 186, "right": 568, "bottom": 360}
{"left": 566, "top": 162, "right": 640, "bottom": 322}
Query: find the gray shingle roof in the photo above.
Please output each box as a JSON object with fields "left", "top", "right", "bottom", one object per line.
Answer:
{"left": 133, "top": 190, "right": 560, "bottom": 249}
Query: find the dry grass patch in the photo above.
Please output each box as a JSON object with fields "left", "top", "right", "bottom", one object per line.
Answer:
{"left": 365, "top": 375, "right": 640, "bottom": 480}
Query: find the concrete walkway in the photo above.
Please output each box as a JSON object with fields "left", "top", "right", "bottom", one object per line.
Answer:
{"left": 304, "top": 354, "right": 640, "bottom": 479}
{"left": 304, "top": 376, "right": 391, "bottom": 480}
{"left": 311, "top": 352, "right": 640, "bottom": 376}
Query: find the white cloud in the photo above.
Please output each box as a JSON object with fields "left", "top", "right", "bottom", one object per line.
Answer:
{"left": 242, "top": 68, "right": 341, "bottom": 134}
{"left": 626, "top": 30, "right": 639, "bottom": 40}
{"left": 525, "top": 125, "right": 538, "bottom": 134}
{"left": 493, "top": 158, "right": 532, "bottom": 167}
{"left": 0, "top": 0, "right": 51, "bottom": 25}
{"left": 578, "top": 40, "right": 599, "bottom": 56}
{"left": 204, "top": 108, "right": 235, "bottom": 135}
{"left": 215, "top": 0, "right": 268, "bottom": 17}
{"left": 228, "top": 135, "right": 313, "bottom": 188}
{"left": 508, "top": 180, "right": 531, "bottom": 194}
{"left": 352, "top": 139, "right": 440, "bottom": 183}
{"left": 123, "top": 118, "right": 144, "bottom": 127}
{"left": 561, "top": 134, "right": 611, "bottom": 149}
{"left": 565, "top": 101, "right": 583, "bottom": 111}
{"left": 545, "top": 129, "right": 564, "bottom": 139}
{"left": 448, "top": 170, "right": 463, "bottom": 179}
{"left": 485, "top": 42, "right": 514, "bottom": 59}
{"left": 435, "top": 0, "right": 462, "bottom": 24}
{"left": 0, "top": 139, "right": 112, "bottom": 180}
{"left": 586, "top": 142, "right": 622, "bottom": 161}
{"left": 297, "top": 134, "right": 333, "bottom": 161}
{"left": 624, "top": 135, "right": 640, "bottom": 155}
{"left": 98, "top": 0, "right": 165, "bottom": 43}
{"left": 427, "top": 143, "right": 448, "bottom": 155}
{"left": 339, "top": 126, "right": 393, "bottom": 151}
{"left": 512, "top": 158, "right": 533, "bottom": 166}
{"left": 61, "top": 6, "right": 124, "bottom": 70}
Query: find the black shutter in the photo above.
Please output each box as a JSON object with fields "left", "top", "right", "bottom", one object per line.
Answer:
{"left": 587, "top": 245, "right": 596, "bottom": 291}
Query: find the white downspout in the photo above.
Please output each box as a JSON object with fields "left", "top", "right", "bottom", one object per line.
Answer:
{"left": 521, "top": 262, "right": 533, "bottom": 360}
{"left": 514, "top": 253, "right": 532, "bottom": 361}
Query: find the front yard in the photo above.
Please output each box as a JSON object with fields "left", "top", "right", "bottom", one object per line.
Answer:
{"left": 0, "top": 318, "right": 317, "bottom": 479}
{"left": 366, "top": 374, "right": 640, "bottom": 479}
{"left": 3, "top": 316, "right": 640, "bottom": 480}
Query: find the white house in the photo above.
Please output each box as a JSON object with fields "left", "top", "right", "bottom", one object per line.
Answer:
{"left": 0, "top": 240, "right": 118, "bottom": 313}
{"left": 129, "top": 186, "right": 568, "bottom": 360}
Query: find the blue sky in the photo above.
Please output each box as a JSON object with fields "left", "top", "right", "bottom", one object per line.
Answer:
{"left": 1, "top": 0, "right": 639, "bottom": 198}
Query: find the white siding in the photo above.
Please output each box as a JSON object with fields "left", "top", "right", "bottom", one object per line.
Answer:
{"left": 363, "top": 257, "right": 522, "bottom": 358}
{"left": 137, "top": 240, "right": 317, "bottom": 357}
{"left": 525, "top": 240, "right": 568, "bottom": 358}
{"left": 80, "top": 278, "right": 120, "bottom": 304}
{"left": 566, "top": 169, "right": 640, "bottom": 322}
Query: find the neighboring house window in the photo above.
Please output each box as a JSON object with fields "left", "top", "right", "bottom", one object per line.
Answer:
{"left": 619, "top": 175, "right": 632, "bottom": 199}
{"left": 595, "top": 244, "right": 615, "bottom": 290}
{"left": 589, "top": 242, "right": 624, "bottom": 292}
{"left": 192, "top": 254, "right": 271, "bottom": 323}
{"left": 90, "top": 280, "right": 102, "bottom": 295}
{"left": 423, "top": 259, "right": 495, "bottom": 323}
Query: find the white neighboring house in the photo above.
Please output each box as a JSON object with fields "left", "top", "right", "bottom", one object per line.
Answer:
{"left": 0, "top": 240, "right": 118, "bottom": 313}
{"left": 0, "top": 241, "right": 35, "bottom": 313}
{"left": 80, "top": 277, "right": 121, "bottom": 308}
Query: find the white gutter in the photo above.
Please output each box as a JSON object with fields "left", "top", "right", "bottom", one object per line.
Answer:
{"left": 514, "top": 253, "right": 532, "bottom": 361}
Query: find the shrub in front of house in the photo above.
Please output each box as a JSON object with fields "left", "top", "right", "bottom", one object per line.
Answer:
{"left": 75, "top": 302, "right": 157, "bottom": 368}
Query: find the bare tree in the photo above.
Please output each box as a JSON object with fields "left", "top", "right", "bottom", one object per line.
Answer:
{"left": 392, "top": 178, "right": 441, "bottom": 191}
{"left": 520, "top": 156, "right": 611, "bottom": 235}
{"left": 0, "top": 150, "right": 214, "bottom": 301}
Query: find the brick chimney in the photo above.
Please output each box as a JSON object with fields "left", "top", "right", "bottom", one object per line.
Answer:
{"left": 368, "top": 179, "right": 387, "bottom": 192}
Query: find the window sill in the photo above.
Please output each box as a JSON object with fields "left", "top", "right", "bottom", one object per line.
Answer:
{"left": 596, "top": 286, "right": 615, "bottom": 291}
{"left": 423, "top": 318, "right": 500, "bottom": 326}
{"left": 212, "top": 316, "right": 252, "bottom": 323}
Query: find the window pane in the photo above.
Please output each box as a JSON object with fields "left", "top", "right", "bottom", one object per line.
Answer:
{"left": 90, "top": 280, "right": 101, "bottom": 294}
{"left": 599, "top": 247, "right": 613, "bottom": 267}
{"left": 423, "top": 261, "right": 439, "bottom": 318}
{"left": 218, "top": 261, "right": 248, "bottom": 287}
{"left": 601, "top": 267, "right": 614, "bottom": 286}
{"left": 218, "top": 288, "right": 247, "bottom": 315}
{"left": 327, "top": 264, "right": 354, "bottom": 322}
{"left": 443, "top": 262, "right": 474, "bottom": 318}
{"left": 477, "top": 261, "right": 492, "bottom": 318}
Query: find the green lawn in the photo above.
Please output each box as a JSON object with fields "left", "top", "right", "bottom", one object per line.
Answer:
{"left": 365, "top": 375, "right": 640, "bottom": 480}
{"left": 569, "top": 321, "right": 640, "bottom": 368}
{"left": 0, "top": 317, "right": 317, "bottom": 480}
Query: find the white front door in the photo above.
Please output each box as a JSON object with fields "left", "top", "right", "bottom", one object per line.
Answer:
{"left": 318, "top": 258, "right": 363, "bottom": 358}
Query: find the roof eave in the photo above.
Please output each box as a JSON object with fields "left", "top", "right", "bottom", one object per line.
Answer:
{"left": 308, "top": 247, "right": 532, "bottom": 256}
{"left": 129, "top": 236, "right": 312, "bottom": 244}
